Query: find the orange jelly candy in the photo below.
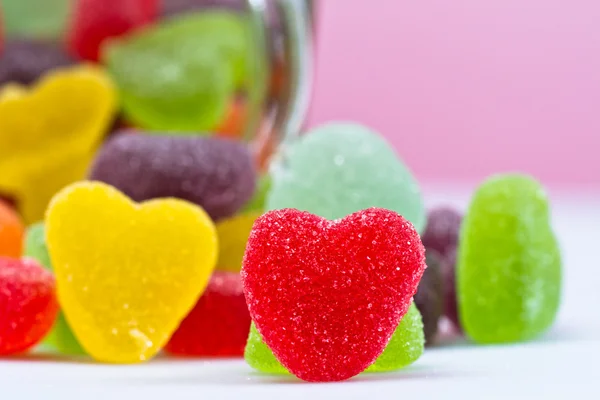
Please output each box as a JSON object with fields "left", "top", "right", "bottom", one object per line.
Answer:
{"left": 0, "top": 200, "right": 24, "bottom": 258}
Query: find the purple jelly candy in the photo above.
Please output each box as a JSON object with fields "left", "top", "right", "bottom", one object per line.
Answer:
{"left": 0, "top": 39, "right": 76, "bottom": 86}
{"left": 88, "top": 132, "right": 257, "bottom": 221}
{"left": 414, "top": 248, "right": 445, "bottom": 345}
{"left": 443, "top": 247, "right": 460, "bottom": 330}
{"left": 421, "top": 207, "right": 462, "bottom": 258}
{"left": 160, "top": 0, "right": 245, "bottom": 18}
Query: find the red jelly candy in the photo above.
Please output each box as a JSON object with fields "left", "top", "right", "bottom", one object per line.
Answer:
{"left": 67, "top": 0, "right": 159, "bottom": 61}
{"left": 242, "top": 208, "right": 426, "bottom": 382}
{"left": 0, "top": 257, "right": 59, "bottom": 355}
{"left": 165, "top": 271, "right": 251, "bottom": 357}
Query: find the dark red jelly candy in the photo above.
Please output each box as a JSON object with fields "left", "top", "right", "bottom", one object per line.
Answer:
{"left": 443, "top": 248, "right": 460, "bottom": 329}
{"left": 89, "top": 133, "right": 257, "bottom": 221}
{"left": 242, "top": 208, "right": 426, "bottom": 382}
{"left": 67, "top": 0, "right": 159, "bottom": 61}
{"left": 0, "top": 39, "right": 76, "bottom": 86}
{"left": 414, "top": 249, "right": 445, "bottom": 345}
{"left": 165, "top": 271, "right": 251, "bottom": 357}
{"left": 0, "top": 257, "right": 59, "bottom": 355}
{"left": 421, "top": 207, "right": 462, "bottom": 257}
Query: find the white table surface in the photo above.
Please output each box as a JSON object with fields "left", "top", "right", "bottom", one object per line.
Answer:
{"left": 2, "top": 187, "right": 599, "bottom": 399}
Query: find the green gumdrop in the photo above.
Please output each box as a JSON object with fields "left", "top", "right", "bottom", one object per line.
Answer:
{"left": 24, "top": 222, "right": 52, "bottom": 269}
{"left": 458, "top": 174, "right": 562, "bottom": 344}
{"left": 245, "top": 303, "right": 424, "bottom": 375}
{"left": 1, "top": 0, "right": 70, "bottom": 40}
{"left": 242, "top": 174, "right": 272, "bottom": 213}
{"left": 266, "top": 122, "right": 426, "bottom": 232}
{"left": 103, "top": 12, "right": 253, "bottom": 132}
{"left": 23, "top": 223, "right": 85, "bottom": 355}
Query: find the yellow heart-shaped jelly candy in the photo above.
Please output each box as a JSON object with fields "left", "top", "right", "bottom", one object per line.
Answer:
{"left": 46, "top": 181, "right": 218, "bottom": 363}
{"left": 0, "top": 65, "right": 117, "bottom": 223}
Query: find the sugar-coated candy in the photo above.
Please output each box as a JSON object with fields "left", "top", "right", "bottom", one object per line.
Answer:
{"left": 89, "top": 133, "right": 256, "bottom": 221}
{"left": 67, "top": 0, "right": 159, "bottom": 62}
{"left": 241, "top": 174, "right": 271, "bottom": 213}
{"left": 0, "top": 257, "right": 59, "bottom": 355}
{"left": 0, "top": 39, "right": 76, "bottom": 86}
{"left": 46, "top": 181, "right": 218, "bottom": 363}
{"left": 23, "top": 223, "right": 85, "bottom": 354}
{"left": 0, "top": 0, "right": 70, "bottom": 40}
{"left": 458, "top": 174, "right": 562, "bottom": 344}
{"left": 0, "top": 65, "right": 117, "bottom": 223}
{"left": 0, "top": 201, "right": 24, "bottom": 258}
{"left": 242, "top": 208, "right": 426, "bottom": 382}
{"left": 216, "top": 213, "right": 260, "bottom": 272}
{"left": 160, "top": 0, "right": 245, "bottom": 18}
{"left": 422, "top": 207, "right": 462, "bottom": 258}
{"left": 414, "top": 249, "right": 444, "bottom": 345}
{"left": 103, "top": 12, "right": 251, "bottom": 132}
{"left": 266, "top": 122, "right": 426, "bottom": 232}
{"left": 165, "top": 271, "right": 251, "bottom": 357}
{"left": 245, "top": 302, "right": 424, "bottom": 375}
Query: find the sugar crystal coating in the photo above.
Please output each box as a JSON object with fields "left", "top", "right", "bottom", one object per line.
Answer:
{"left": 414, "top": 249, "right": 444, "bottom": 345}
{"left": 421, "top": 207, "right": 462, "bottom": 258}
{"left": 458, "top": 174, "right": 562, "bottom": 344}
{"left": 46, "top": 181, "right": 218, "bottom": 363}
{"left": 89, "top": 133, "right": 257, "bottom": 221}
{"left": 266, "top": 122, "right": 425, "bottom": 232}
{"left": 0, "top": 39, "right": 76, "bottom": 86}
{"left": 0, "top": 257, "right": 59, "bottom": 355}
{"left": 165, "top": 271, "right": 251, "bottom": 356}
{"left": 242, "top": 208, "right": 426, "bottom": 382}
{"left": 0, "top": 200, "right": 24, "bottom": 258}
{"left": 67, "top": 0, "right": 159, "bottom": 62}
{"left": 23, "top": 223, "right": 85, "bottom": 355}
{"left": 103, "top": 12, "right": 251, "bottom": 131}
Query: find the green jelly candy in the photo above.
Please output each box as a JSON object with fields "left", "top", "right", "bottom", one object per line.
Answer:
{"left": 241, "top": 174, "right": 272, "bottom": 213}
{"left": 458, "top": 174, "right": 562, "bottom": 344}
{"left": 245, "top": 303, "right": 424, "bottom": 375}
{"left": 103, "top": 12, "right": 252, "bottom": 132}
{"left": 24, "top": 222, "right": 52, "bottom": 269}
{"left": 23, "top": 223, "right": 85, "bottom": 355}
{"left": 266, "top": 122, "right": 426, "bottom": 232}
{"left": 1, "top": 0, "right": 70, "bottom": 40}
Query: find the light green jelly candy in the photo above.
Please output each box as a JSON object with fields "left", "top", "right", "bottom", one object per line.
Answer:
{"left": 23, "top": 223, "right": 85, "bottom": 355}
{"left": 1, "top": 0, "right": 71, "bottom": 40}
{"left": 458, "top": 174, "right": 562, "bottom": 344}
{"left": 103, "top": 11, "right": 253, "bottom": 133}
{"left": 266, "top": 122, "right": 426, "bottom": 232}
{"left": 245, "top": 303, "right": 424, "bottom": 375}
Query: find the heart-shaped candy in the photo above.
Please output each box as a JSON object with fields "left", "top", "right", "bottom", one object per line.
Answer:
{"left": 242, "top": 208, "right": 426, "bottom": 382}
{"left": 46, "top": 181, "right": 218, "bottom": 363}
{"left": 0, "top": 65, "right": 117, "bottom": 223}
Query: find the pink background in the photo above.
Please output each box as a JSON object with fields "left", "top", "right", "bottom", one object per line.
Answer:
{"left": 307, "top": 0, "right": 600, "bottom": 189}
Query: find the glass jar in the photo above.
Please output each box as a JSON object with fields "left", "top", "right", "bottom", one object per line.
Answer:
{"left": 0, "top": 0, "right": 314, "bottom": 221}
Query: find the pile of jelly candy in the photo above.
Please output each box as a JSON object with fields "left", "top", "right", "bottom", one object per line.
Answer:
{"left": 0, "top": 0, "right": 562, "bottom": 384}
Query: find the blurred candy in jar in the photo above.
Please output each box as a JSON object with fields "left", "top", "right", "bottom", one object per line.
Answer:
{"left": 67, "top": 0, "right": 159, "bottom": 62}
{"left": 0, "top": 0, "right": 71, "bottom": 40}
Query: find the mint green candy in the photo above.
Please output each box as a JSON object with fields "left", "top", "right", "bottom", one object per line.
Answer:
{"left": 245, "top": 303, "right": 424, "bottom": 375}
{"left": 103, "top": 12, "right": 252, "bottom": 132}
{"left": 23, "top": 223, "right": 85, "bottom": 355}
{"left": 266, "top": 122, "right": 425, "bottom": 232}
{"left": 458, "top": 174, "right": 562, "bottom": 344}
{"left": 1, "top": 0, "right": 70, "bottom": 39}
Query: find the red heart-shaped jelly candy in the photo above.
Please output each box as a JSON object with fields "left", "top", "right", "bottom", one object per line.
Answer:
{"left": 242, "top": 208, "right": 426, "bottom": 382}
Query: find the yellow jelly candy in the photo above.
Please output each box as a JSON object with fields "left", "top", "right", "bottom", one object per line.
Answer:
{"left": 0, "top": 65, "right": 117, "bottom": 223}
{"left": 216, "top": 212, "right": 260, "bottom": 272}
{"left": 46, "top": 181, "right": 218, "bottom": 363}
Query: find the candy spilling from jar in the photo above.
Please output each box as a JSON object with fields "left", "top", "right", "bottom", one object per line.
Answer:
{"left": 0, "top": 0, "right": 562, "bottom": 383}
